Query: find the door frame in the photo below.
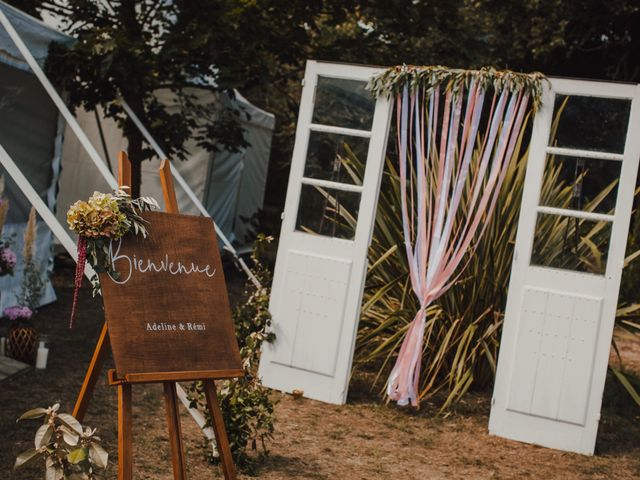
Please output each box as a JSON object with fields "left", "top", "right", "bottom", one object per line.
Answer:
{"left": 259, "top": 60, "right": 392, "bottom": 404}
{"left": 489, "top": 78, "right": 640, "bottom": 454}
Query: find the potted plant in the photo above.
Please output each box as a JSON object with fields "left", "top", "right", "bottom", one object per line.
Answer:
{"left": 4, "top": 305, "right": 37, "bottom": 364}
{"left": 1, "top": 208, "right": 45, "bottom": 365}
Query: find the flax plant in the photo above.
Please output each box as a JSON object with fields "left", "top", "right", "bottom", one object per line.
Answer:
{"left": 316, "top": 100, "right": 640, "bottom": 409}
{"left": 19, "top": 208, "right": 45, "bottom": 309}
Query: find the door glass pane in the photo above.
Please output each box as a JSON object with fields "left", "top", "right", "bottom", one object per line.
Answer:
{"left": 295, "top": 184, "right": 360, "bottom": 240}
{"left": 539, "top": 154, "right": 620, "bottom": 214}
{"left": 303, "top": 131, "right": 369, "bottom": 185}
{"left": 550, "top": 95, "right": 631, "bottom": 153}
{"left": 531, "top": 213, "right": 611, "bottom": 275}
{"left": 312, "top": 76, "right": 375, "bottom": 130}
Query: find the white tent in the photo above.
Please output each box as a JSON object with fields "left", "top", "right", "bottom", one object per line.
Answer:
{"left": 56, "top": 88, "right": 275, "bottom": 247}
{"left": 0, "top": 0, "right": 275, "bottom": 314}
{"left": 0, "top": 1, "right": 74, "bottom": 310}
{"left": 0, "top": 1, "right": 265, "bottom": 450}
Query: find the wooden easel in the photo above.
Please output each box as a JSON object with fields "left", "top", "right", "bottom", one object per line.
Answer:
{"left": 73, "top": 152, "right": 238, "bottom": 480}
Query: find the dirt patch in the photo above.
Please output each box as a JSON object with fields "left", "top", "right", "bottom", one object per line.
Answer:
{"left": 1, "top": 261, "right": 639, "bottom": 479}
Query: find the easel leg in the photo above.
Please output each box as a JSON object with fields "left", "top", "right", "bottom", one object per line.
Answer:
{"left": 203, "top": 380, "right": 237, "bottom": 480}
{"left": 73, "top": 322, "right": 110, "bottom": 421}
{"left": 118, "top": 382, "right": 133, "bottom": 480}
{"left": 163, "top": 382, "right": 188, "bottom": 480}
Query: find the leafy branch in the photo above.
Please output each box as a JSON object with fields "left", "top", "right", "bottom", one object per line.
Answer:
{"left": 15, "top": 404, "right": 108, "bottom": 480}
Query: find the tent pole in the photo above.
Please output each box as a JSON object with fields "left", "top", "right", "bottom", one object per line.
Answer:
{"left": 119, "top": 99, "right": 262, "bottom": 290}
{"left": 0, "top": 142, "right": 95, "bottom": 280}
{"left": 94, "top": 106, "right": 114, "bottom": 175}
{"left": 0, "top": 11, "right": 219, "bottom": 446}
{"left": 0, "top": 9, "right": 118, "bottom": 190}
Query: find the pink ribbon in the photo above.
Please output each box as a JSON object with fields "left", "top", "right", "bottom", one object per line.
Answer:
{"left": 387, "top": 81, "right": 531, "bottom": 406}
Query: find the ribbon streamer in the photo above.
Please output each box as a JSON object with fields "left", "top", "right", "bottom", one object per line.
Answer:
{"left": 386, "top": 76, "right": 531, "bottom": 406}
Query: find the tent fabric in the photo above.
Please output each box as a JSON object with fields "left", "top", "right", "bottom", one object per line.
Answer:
{"left": 55, "top": 106, "right": 118, "bottom": 221}
{"left": 56, "top": 88, "right": 275, "bottom": 247}
{"left": 217, "top": 91, "right": 274, "bottom": 244}
{"left": 0, "top": 62, "right": 59, "bottom": 222}
{"left": 0, "top": 2, "right": 72, "bottom": 309}
{"left": 0, "top": 0, "right": 73, "bottom": 72}
{"left": 202, "top": 147, "right": 244, "bottom": 238}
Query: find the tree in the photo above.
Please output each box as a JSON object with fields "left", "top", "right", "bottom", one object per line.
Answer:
{"left": 6, "top": 0, "right": 358, "bottom": 198}
{"left": 7, "top": 1, "right": 638, "bottom": 204}
{"left": 29, "top": 0, "right": 249, "bottom": 197}
{"left": 243, "top": 0, "right": 640, "bottom": 215}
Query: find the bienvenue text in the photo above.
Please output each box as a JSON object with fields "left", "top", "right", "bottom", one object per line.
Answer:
{"left": 107, "top": 238, "right": 217, "bottom": 285}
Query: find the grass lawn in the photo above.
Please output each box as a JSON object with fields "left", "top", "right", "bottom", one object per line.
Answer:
{"left": 1, "top": 259, "right": 639, "bottom": 479}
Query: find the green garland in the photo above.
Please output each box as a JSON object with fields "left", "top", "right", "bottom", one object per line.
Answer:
{"left": 368, "top": 65, "right": 547, "bottom": 111}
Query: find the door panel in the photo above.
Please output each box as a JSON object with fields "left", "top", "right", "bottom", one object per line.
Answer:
{"left": 489, "top": 79, "right": 640, "bottom": 454}
{"left": 259, "top": 61, "right": 392, "bottom": 404}
{"left": 277, "top": 250, "right": 352, "bottom": 376}
{"left": 506, "top": 288, "right": 602, "bottom": 425}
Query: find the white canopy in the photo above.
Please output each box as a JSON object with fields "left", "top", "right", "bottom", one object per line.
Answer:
{"left": 0, "top": 0, "right": 72, "bottom": 72}
{"left": 56, "top": 88, "right": 275, "bottom": 247}
{"left": 0, "top": 0, "right": 73, "bottom": 310}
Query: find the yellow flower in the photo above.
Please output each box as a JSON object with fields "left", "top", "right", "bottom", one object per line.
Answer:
{"left": 67, "top": 192, "right": 129, "bottom": 239}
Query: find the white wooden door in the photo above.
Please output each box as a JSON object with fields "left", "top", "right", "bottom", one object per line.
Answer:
{"left": 489, "top": 79, "right": 640, "bottom": 454}
{"left": 258, "top": 61, "right": 391, "bottom": 404}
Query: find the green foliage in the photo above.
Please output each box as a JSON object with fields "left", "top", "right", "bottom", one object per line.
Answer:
{"left": 18, "top": 208, "right": 45, "bottom": 309}
{"left": 8, "top": 0, "right": 356, "bottom": 196}
{"left": 18, "top": 257, "right": 45, "bottom": 309}
{"left": 15, "top": 404, "right": 108, "bottom": 480}
{"left": 369, "top": 65, "right": 547, "bottom": 110}
{"left": 461, "top": 0, "right": 640, "bottom": 82}
{"left": 187, "top": 234, "right": 276, "bottom": 469}
{"left": 612, "top": 308, "right": 640, "bottom": 408}
{"left": 254, "top": 0, "right": 639, "bottom": 214}
{"left": 354, "top": 141, "right": 527, "bottom": 408}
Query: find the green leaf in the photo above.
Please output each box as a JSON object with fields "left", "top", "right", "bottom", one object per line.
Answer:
{"left": 62, "top": 426, "right": 80, "bottom": 446}
{"left": 610, "top": 366, "right": 640, "bottom": 407}
{"left": 67, "top": 447, "right": 88, "bottom": 464}
{"left": 45, "top": 458, "right": 63, "bottom": 480}
{"left": 58, "top": 413, "right": 83, "bottom": 435}
{"left": 34, "top": 424, "right": 53, "bottom": 449}
{"left": 89, "top": 443, "right": 109, "bottom": 469}
{"left": 66, "top": 473, "right": 88, "bottom": 480}
{"left": 14, "top": 448, "right": 42, "bottom": 469}
{"left": 622, "top": 319, "right": 640, "bottom": 332}
{"left": 18, "top": 407, "right": 47, "bottom": 421}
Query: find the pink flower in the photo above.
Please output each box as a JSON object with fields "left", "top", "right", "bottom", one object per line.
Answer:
{"left": 69, "top": 236, "right": 87, "bottom": 329}
{"left": 0, "top": 246, "right": 16, "bottom": 276}
{"left": 3, "top": 305, "right": 32, "bottom": 321}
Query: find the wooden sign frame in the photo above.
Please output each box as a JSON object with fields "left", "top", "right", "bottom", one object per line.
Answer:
{"left": 72, "top": 152, "right": 241, "bottom": 480}
{"left": 100, "top": 209, "right": 243, "bottom": 382}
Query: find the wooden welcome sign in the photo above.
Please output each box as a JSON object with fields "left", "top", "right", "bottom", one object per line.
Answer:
{"left": 100, "top": 211, "right": 243, "bottom": 381}
{"left": 72, "top": 154, "right": 240, "bottom": 480}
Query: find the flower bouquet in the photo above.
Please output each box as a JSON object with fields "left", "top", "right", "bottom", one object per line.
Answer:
{"left": 66, "top": 190, "right": 158, "bottom": 327}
